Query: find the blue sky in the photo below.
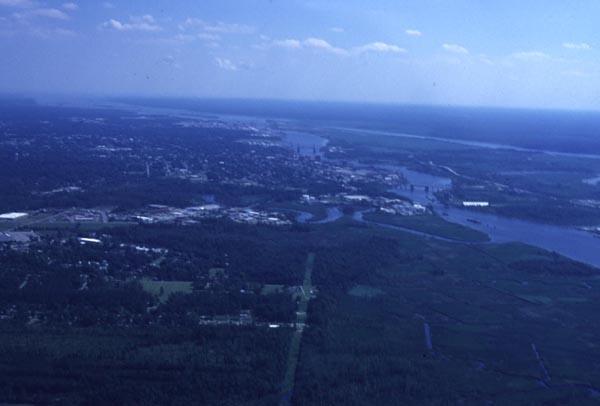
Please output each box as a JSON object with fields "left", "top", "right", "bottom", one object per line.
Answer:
{"left": 1, "top": 0, "right": 599, "bottom": 110}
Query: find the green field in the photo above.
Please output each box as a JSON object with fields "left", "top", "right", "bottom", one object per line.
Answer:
{"left": 28, "top": 221, "right": 136, "bottom": 231}
{"left": 140, "top": 279, "right": 193, "bottom": 303}
{"left": 271, "top": 202, "right": 329, "bottom": 222}
{"left": 364, "top": 211, "right": 490, "bottom": 242}
{"left": 348, "top": 284, "right": 385, "bottom": 298}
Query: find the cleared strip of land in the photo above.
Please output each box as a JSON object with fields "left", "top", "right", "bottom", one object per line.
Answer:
{"left": 280, "top": 252, "right": 315, "bottom": 406}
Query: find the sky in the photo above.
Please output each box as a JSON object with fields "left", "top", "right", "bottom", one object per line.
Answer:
{"left": 1, "top": 0, "right": 600, "bottom": 110}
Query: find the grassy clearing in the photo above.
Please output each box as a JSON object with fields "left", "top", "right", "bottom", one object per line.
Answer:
{"left": 140, "top": 279, "right": 193, "bottom": 303}
{"left": 280, "top": 253, "right": 315, "bottom": 405}
{"left": 27, "top": 221, "right": 136, "bottom": 231}
{"left": 364, "top": 211, "right": 490, "bottom": 242}
{"left": 272, "top": 202, "right": 329, "bottom": 222}
{"left": 348, "top": 284, "right": 385, "bottom": 298}
{"left": 261, "top": 284, "right": 285, "bottom": 295}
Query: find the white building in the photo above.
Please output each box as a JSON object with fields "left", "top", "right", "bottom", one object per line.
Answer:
{"left": 462, "top": 201, "right": 490, "bottom": 207}
{"left": 0, "top": 212, "right": 28, "bottom": 220}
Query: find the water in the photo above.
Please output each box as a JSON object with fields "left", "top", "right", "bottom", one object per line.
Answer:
{"left": 387, "top": 166, "right": 600, "bottom": 268}
{"left": 311, "top": 207, "right": 343, "bottom": 224}
{"left": 278, "top": 131, "right": 600, "bottom": 268}
{"left": 295, "top": 211, "right": 314, "bottom": 223}
{"left": 295, "top": 207, "right": 343, "bottom": 224}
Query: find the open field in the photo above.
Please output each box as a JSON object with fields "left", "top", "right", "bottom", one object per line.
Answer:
{"left": 281, "top": 252, "right": 315, "bottom": 406}
{"left": 364, "top": 211, "right": 490, "bottom": 242}
{"left": 27, "top": 221, "right": 136, "bottom": 231}
{"left": 140, "top": 279, "right": 193, "bottom": 303}
{"left": 271, "top": 202, "right": 329, "bottom": 222}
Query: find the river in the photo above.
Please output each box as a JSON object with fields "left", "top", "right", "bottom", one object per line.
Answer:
{"left": 285, "top": 131, "right": 600, "bottom": 268}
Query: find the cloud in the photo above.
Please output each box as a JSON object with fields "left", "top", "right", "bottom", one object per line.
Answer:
{"left": 353, "top": 42, "right": 406, "bottom": 54}
{"left": 405, "top": 29, "right": 422, "bottom": 37}
{"left": 562, "top": 69, "right": 590, "bottom": 77}
{"left": 271, "top": 37, "right": 345, "bottom": 54}
{"left": 101, "top": 15, "right": 161, "bottom": 32}
{"left": 62, "top": 2, "right": 77, "bottom": 11}
{"left": 181, "top": 18, "right": 254, "bottom": 34}
{"left": 15, "top": 8, "right": 68, "bottom": 20}
{"left": 215, "top": 57, "right": 237, "bottom": 71}
{"left": 271, "top": 38, "right": 405, "bottom": 56}
{"left": 197, "top": 32, "right": 219, "bottom": 41}
{"left": 102, "top": 2, "right": 114, "bottom": 9}
{"left": 442, "top": 43, "right": 469, "bottom": 54}
{"left": 563, "top": 42, "right": 591, "bottom": 50}
{"left": 511, "top": 51, "right": 550, "bottom": 61}
{"left": 303, "top": 37, "right": 347, "bottom": 55}
{"left": 0, "top": 0, "right": 34, "bottom": 7}
{"left": 159, "top": 55, "right": 181, "bottom": 69}
{"left": 330, "top": 27, "right": 344, "bottom": 33}
{"left": 478, "top": 54, "right": 494, "bottom": 65}
{"left": 273, "top": 39, "right": 302, "bottom": 49}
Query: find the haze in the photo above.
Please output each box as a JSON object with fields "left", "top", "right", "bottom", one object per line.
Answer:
{"left": 1, "top": 0, "right": 600, "bottom": 110}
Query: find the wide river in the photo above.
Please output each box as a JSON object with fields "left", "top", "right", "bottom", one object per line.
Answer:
{"left": 285, "top": 132, "right": 600, "bottom": 268}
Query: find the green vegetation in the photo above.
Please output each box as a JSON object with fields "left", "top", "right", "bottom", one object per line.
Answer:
{"left": 364, "top": 211, "right": 490, "bottom": 242}
{"left": 348, "top": 284, "right": 385, "bottom": 298}
{"left": 0, "top": 325, "right": 290, "bottom": 405}
{"left": 270, "top": 201, "right": 329, "bottom": 222}
{"left": 140, "top": 279, "right": 193, "bottom": 303}
{"left": 291, "top": 227, "right": 600, "bottom": 404}
{"left": 28, "top": 221, "right": 136, "bottom": 231}
{"left": 280, "top": 253, "right": 315, "bottom": 405}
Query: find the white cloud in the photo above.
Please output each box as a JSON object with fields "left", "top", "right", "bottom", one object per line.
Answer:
{"left": 101, "top": 15, "right": 161, "bottom": 32}
{"left": 62, "top": 2, "right": 77, "bottom": 11}
{"left": 102, "top": 2, "right": 114, "bottom": 9}
{"left": 22, "top": 8, "right": 68, "bottom": 19}
{"left": 273, "top": 39, "right": 302, "bottom": 49}
{"left": 511, "top": 51, "right": 550, "bottom": 61}
{"left": 405, "top": 29, "right": 422, "bottom": 37}
{"left": 354, "top": 42, "right": 406, "bottom": 54}
{"left": 442, "top": 43, "right": 469, "bottom": 54}
{"left": 478, "top": 54, "right": 494, "bottom": 65}
{"left": 271, "top": 38, "right": 404, "bottom": 56}
{"left": 562, "top": 69, "right": 590, "bottom": 77}
{"left": 563, "top": 42, "right": 591, "bottom": 50}
{"left": 215, "top": 57, "right": 237, "bottom": 71}
{"left": 0, "top": 0, "right": 34, "bottom": 7}
{"left": 181, "top": 18, "right": 254, "bottom": 34}
{"left": 61, "top": 3, "right": 77, "bottom": 11}
{"left": 330, "top": 27, "right": 344, "bottom": 33}
{"left": 197, "top": 32, "right": 219, "bottom": 41}
{"left": 303, "top": 37, "right": 347, "bottom": 55}
{"left": 271, "top": 37, "right": 346, "bottom": 54}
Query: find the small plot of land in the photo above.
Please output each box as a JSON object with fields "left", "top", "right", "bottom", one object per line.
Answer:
{"left": 272, "top": 202, "right": 329, "bottom": 222}
{"left": 140, "top": 279, "right": 193, "bottom": 303}
{"left": 261, "top": 284, "right": 285, "bottom": 295}
{"left": 348, "top": 284, "right": 385, "bottom": 298}
{"left": 280, "top": 252, "right": 316, "bottom": 406}
{"left": 28, "top": 221, "right": 136, "bottom": 231}
{"left": 364, "top": 212, "right": 490, "bottom": 242}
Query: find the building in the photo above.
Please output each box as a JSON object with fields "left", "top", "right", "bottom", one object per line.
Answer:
{"left": 0, "top": 212, "right": 28, "bottom": 220}
{"left": 462, "top": 201, "right": 490, "bottom": 207}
